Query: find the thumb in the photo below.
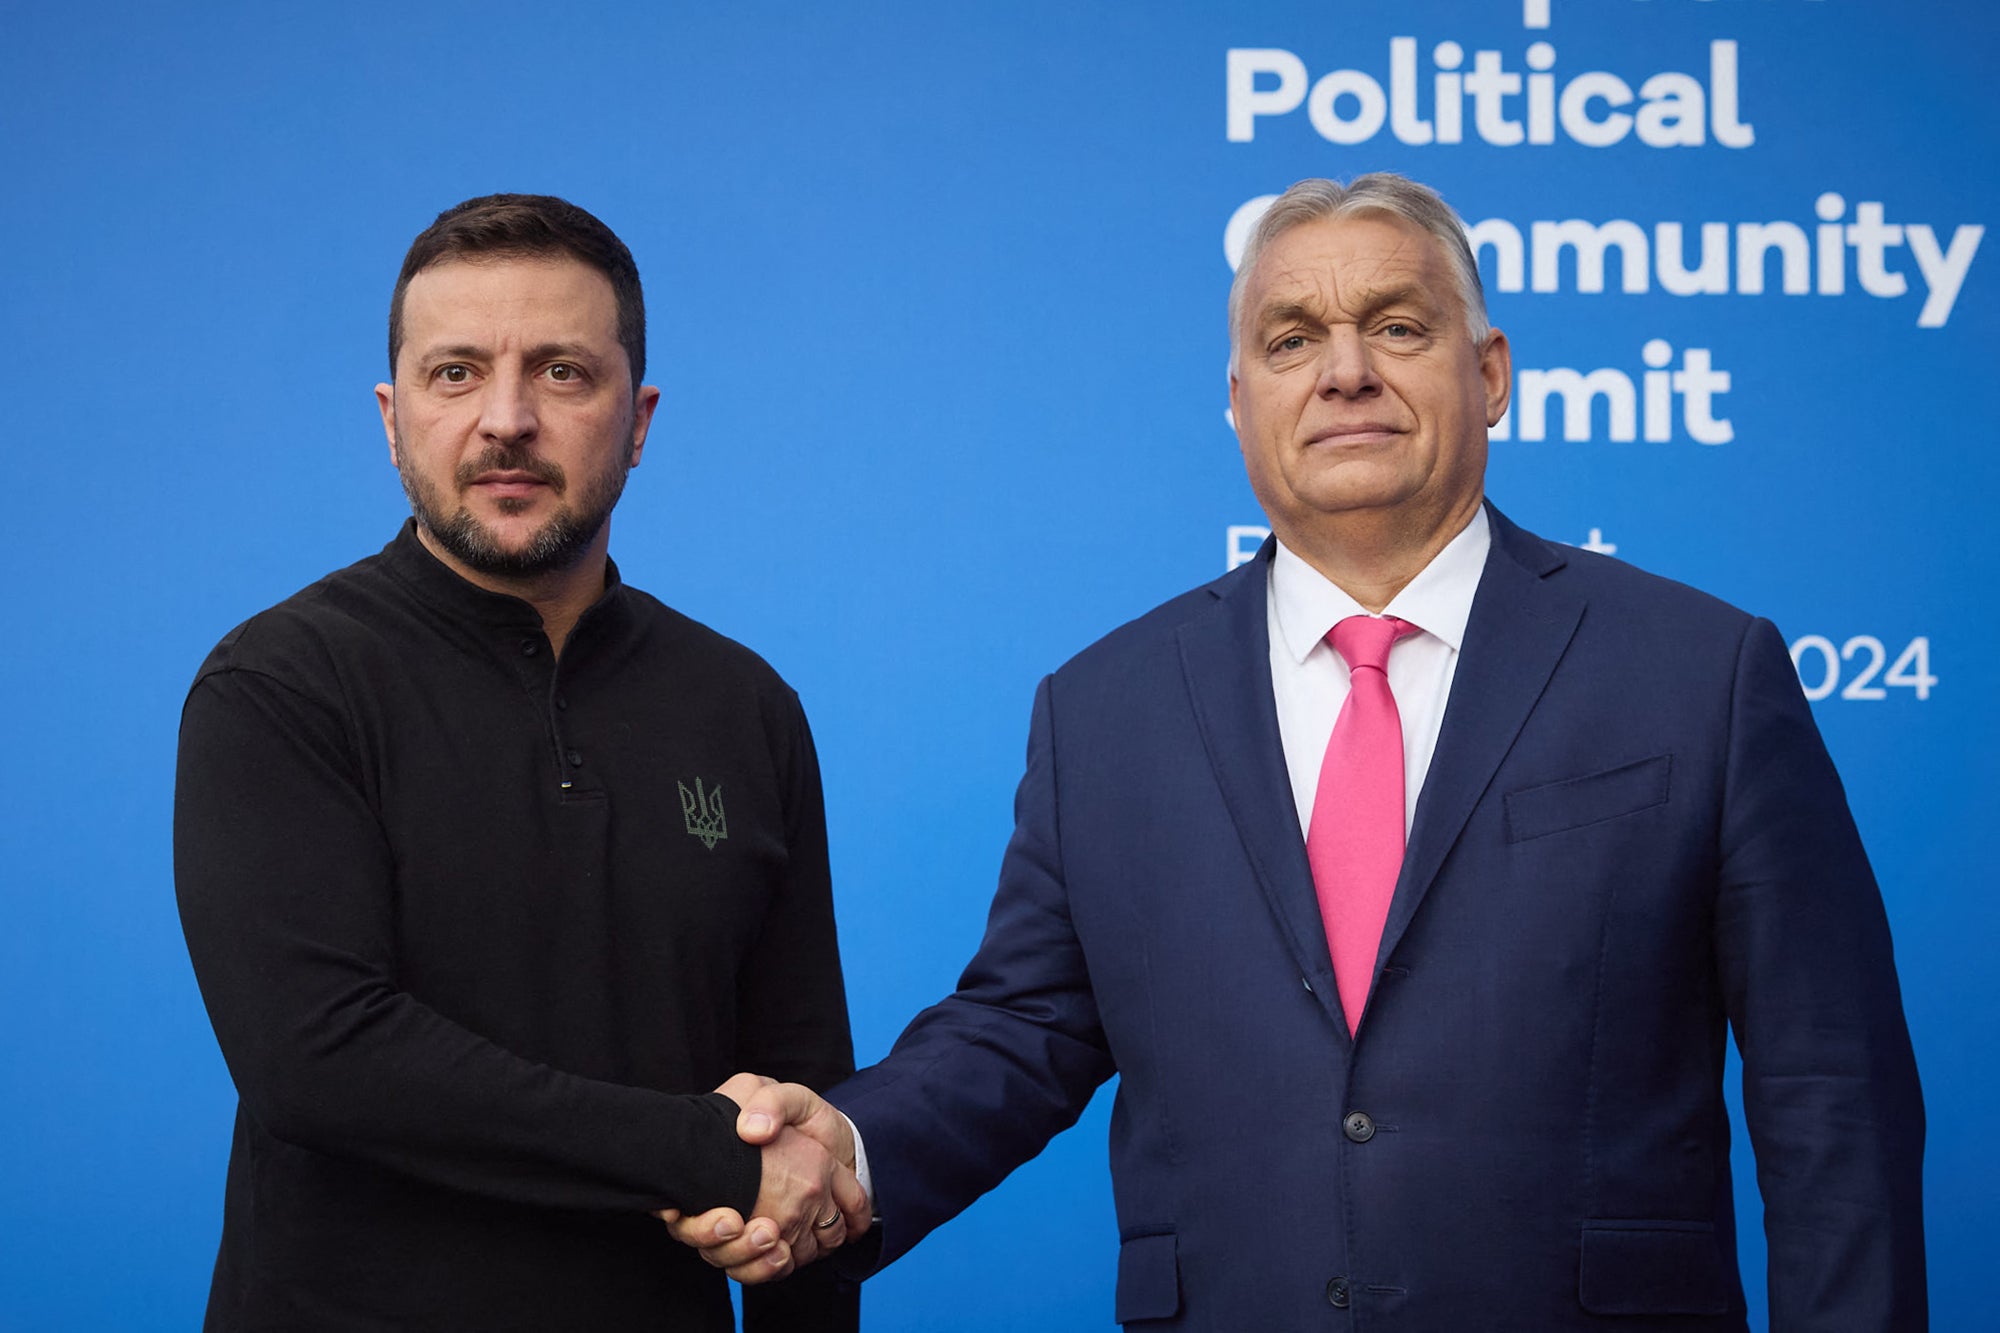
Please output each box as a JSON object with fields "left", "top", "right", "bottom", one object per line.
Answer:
{"left": 737, "top": 1081, "right": 824, "bottom": 1145}
{"left": 712, "top": 1071, "right": 776, "bottom": 1108}
{"left": 743, "top": 1084, "right": 856, "bottom": 1170}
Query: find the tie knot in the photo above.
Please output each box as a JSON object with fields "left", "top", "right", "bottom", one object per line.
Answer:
{"left": 1329, "top": 614, "right": 1417, "bottom": 673}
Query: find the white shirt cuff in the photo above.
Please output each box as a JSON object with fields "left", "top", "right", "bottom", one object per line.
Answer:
{"left": 841, "top": 1109, "right": 874, "bottom": 1210}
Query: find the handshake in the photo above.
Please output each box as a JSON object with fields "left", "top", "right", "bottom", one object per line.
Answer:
{"left": 657, "top": 1073, "right": 869, "bottom": 1282}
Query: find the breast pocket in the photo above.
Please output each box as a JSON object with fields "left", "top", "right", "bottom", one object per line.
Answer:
{"left": 1504, "top": 755, "right": 1672, "bottom": 843}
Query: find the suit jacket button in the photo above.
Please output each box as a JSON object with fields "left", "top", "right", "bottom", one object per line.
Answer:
{"left": 1343, "top": 1111, "right": 1376, "bottom": 1143}
{"left": 1326, "top": 1276, "right": 1351, "bottom": 1308}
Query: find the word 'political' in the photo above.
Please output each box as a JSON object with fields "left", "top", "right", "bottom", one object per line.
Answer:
{"left": 1230, "top": 40, "right": 1753, "bottom": 149}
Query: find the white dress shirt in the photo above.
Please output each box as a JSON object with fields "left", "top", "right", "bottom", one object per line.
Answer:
{"left": 1268, "top": 505, "right": 1491, "bottom": 838}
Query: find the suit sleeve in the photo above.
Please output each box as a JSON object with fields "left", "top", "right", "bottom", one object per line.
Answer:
{"left": 737, "top": 693, "right": 862, "bottom": 1332}
{"left": 829, "top": 675, "right": 1119, "bottom": 1268}
{"left": 1714, "top": 618, "right": 1927, "bottom": 1331}
{"left": 174, "top": 666, "right": 761, "bottom": 1217}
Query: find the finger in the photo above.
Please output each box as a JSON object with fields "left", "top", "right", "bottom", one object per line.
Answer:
{"left": 737, "top": 1082, "right": 822, "bottom": 1144}
{"left": 726, "top": 1245, "right": 795, "bottom": 1284}
{"left": 663, "top": 1206, "right": 745, "bottom": 1248}
{"left": 829, "top": 1165, "right": 871, "bottom": 1238}
{"left": 698, "top": 1237, "right": 775, "bottom": 1268}
{"left": 698, "top": 1215, "right": 785, "bottom": 1269}
{"left": 653, "top": 1209, "right": 680, "bottom": 1224}
{"left": 723, "top": 1235, "right": 795, "bottom": 1283}
{"left": 712, "top": 1071, "right": 777, "bottom": 1108}
{"left": 808, "top": 1203, "right": 849, "bottom": 1254}
{"left": 777, "top": 1203, "right": 822, "bottom": 1255}
{"left": 729, "top": 1227, "right": 796, "bottom": 1282}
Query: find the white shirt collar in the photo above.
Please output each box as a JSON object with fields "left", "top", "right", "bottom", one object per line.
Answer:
{"left": 1270, "top": 504, "right": 1492, "bottom": 663}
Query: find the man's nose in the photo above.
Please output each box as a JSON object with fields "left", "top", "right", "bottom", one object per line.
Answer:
{"left": 477, "top": 368, "right": 539, "bottom": 442}
{"left": 1315, "top": 327, "right": 1382, "bottom": 399}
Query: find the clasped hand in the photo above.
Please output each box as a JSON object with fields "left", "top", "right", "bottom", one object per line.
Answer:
{"left": 656, "top": 1073, "right": 869, "bottom": 1281}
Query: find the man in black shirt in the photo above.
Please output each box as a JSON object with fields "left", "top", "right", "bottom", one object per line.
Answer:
{"left": 174, "top": 194, "right": 863, "bottom": 1330}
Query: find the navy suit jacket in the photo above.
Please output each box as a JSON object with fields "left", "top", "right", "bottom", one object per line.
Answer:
{"left": 835, "top": 507, "right": 1924, "bottom": 1330}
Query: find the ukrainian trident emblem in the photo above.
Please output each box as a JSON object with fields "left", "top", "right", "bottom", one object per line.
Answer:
{"left": 678, "top": 778, "right": 728, "bottom": 849}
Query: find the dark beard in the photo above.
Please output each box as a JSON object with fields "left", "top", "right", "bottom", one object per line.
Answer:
{"left": 397, "top": 439, "right": 629, "bottom": 579}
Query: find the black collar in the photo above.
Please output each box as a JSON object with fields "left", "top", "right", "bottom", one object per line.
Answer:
{"left": 377, "top": 518, "right": 629, "bottom": 641}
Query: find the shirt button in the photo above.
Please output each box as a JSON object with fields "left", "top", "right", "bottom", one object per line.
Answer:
{"left": 566, "top": 749, "right": 583, "bottom": 767}
{"left": 1343, "top": 1111, "right": 1376, "bottom": 1143}
{"left": 520, "top": 639, "right": 539, "bottom": 657}
{"left": 555, "top": 694, "right": 569, "bottom": 710}
{"left": 1326, "top": 1276, "right": 1351, "bottom": 1308}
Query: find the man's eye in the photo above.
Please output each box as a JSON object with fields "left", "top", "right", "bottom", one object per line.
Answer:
{"left": 1276, "top": 335, "right": 1307, "bottom": 352}
{"left": 1381, "top": 322, "right": 1418, "bottom": 339}
{"left": 546, "top": 363, "right": 577, "bottom": 382}
{"left": 437, "top": 365, "right": 471, "bottom": 384}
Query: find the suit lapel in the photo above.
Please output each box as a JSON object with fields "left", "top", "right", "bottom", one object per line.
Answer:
{"left": 1374, "top": 507, "right": 1586, "bottom": 975}
{"left": 1177, "top": 545, "right": 1352, "bottom": 1036}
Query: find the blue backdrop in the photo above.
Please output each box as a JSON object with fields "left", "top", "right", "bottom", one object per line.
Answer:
{"left": 3, "top": 1, "right": 1992, "bottom": 1328}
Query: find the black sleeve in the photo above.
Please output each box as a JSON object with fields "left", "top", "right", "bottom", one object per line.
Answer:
{"left": 741, "top": 1266, "right": 862, "bottom": 1333}
{"left": 739, "top": 691, "right": 862, "bottom": 1331}
{"left": 733, "top": 691, "right": 856, "bottom": 1088}
{"left": 174, "top": 666, "right": 761, "bottom": 1216}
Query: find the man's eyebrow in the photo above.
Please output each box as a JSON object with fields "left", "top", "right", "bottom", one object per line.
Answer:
{"left": 416, "top": 343, "right": 489, "bottom": 364}
{"left": 522, "top": 341, "right": 603, "bottom": 364}
{"left": 1352, "top": 283, "right": 1437, "bottom": 316}
{"left": 1255, "top": 301, "right": 1325, "bottom": 332}
{"left": 1254, "top": 284, "right": 1437, "bottom": 333}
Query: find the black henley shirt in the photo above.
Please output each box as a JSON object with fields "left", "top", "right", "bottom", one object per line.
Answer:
{"left": 174, "top": 522, "right": 856, "bottom": 1330}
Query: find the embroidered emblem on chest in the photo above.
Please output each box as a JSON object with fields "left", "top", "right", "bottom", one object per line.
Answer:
{"left": 678, "top": 778, "right": 728, "bottom": 849}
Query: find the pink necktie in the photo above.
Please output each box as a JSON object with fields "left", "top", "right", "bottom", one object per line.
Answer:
{"left": 1308, "top": 614, "right": 1419, "bottom": 1035}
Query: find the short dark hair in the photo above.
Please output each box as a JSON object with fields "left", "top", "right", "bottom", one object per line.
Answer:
{"left": 387, "top": 193, "right": 646, "bottom": 387}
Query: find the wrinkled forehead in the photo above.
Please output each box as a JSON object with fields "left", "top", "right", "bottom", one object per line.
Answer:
{"left": 1245, "top": 213, "right": 1456, "bottom": 322}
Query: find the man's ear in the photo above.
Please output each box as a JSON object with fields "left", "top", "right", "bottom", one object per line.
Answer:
{"left": 1479, "top": 329, "right": 1512, "bottom": 427}
{"left": 628, "top": 384, "right": 662, "bottom": 468}
{"left": 375, "top": 382, "right": 399, "bottom": 466}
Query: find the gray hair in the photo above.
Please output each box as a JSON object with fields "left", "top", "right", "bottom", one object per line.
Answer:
{"left": 1228, "top": 173, "right": 1490, "bottom": 372}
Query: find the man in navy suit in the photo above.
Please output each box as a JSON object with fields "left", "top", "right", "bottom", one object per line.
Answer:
{"left": 672, "top": 174, "right": 1925, "bottom": 1330}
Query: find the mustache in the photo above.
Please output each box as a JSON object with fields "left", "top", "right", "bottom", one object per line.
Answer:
{"left": 455, "top": 446, "right": 566, "bottom": 492}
